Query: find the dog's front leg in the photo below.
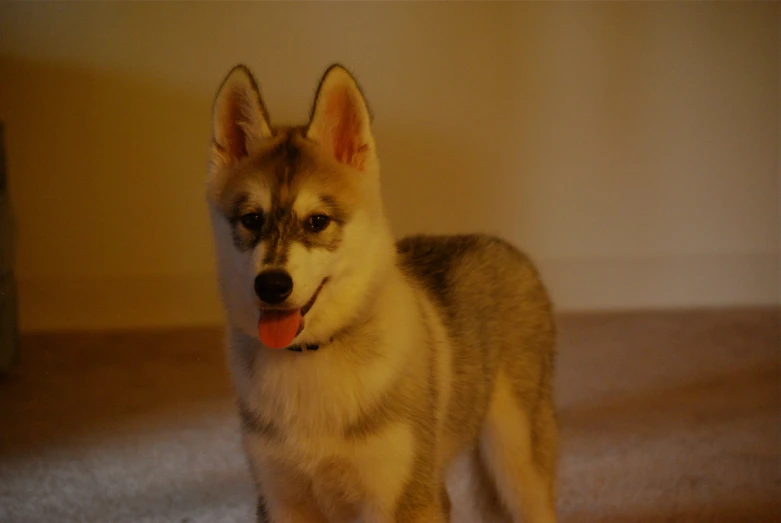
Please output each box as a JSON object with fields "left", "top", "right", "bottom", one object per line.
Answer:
{"left": 361, "top": 485, "right": 450, "bottom": 523}
{"left": 361, "top": 504, "right": 449, "bottom": 523}
{"left": 397, "top": 487, "right": 451, "bottom": 523}
{"left": 245, "top": 449, "right": 328, "bottom": 523}
{"left": 257, "top": 467, "right": 329, "bottom": 523}
{"left": 264, "top": 498, "right": 329, "bottom": 523}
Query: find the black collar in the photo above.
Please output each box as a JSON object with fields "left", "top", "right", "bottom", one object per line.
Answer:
{"left": 287, "top": 344, "right": 320, "bottom": 353}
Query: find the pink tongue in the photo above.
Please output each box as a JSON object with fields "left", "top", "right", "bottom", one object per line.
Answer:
{"left": 258, "top": 309, "right": 302, "bottom": 349}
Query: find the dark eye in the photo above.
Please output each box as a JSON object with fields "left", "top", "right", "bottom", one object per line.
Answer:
{"left": 240, "top": 212, "right": 264, "bottom": 231}
{"left": 307, "top": 214, "right": 330, "bottom": 233}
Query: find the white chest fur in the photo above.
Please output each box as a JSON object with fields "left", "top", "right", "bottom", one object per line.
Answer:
{"left": 228, "top": 274, "right": 428, "bottom": 518}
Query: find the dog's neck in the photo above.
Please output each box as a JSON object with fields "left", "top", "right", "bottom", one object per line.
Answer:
{"left": 283, "top": 258, "right": 409, "bottom": 357}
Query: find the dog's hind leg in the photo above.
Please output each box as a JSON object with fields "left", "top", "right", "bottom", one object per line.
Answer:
{"left": 478, "top": 372, "right": 558, "bottom": 523}
{"left": 447, "top": 446, "right": 512, "bottom": 523}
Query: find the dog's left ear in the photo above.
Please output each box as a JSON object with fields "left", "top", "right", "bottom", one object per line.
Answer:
{"left": 306, "top": 65, "right": 376, "bottom": 172}
{"left": 210, "top": 65, "right": 272, "bottom": 174}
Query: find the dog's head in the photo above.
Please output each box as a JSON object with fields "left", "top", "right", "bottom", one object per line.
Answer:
{"left": 206, "top": 64, "right": 393, "bottom": 349}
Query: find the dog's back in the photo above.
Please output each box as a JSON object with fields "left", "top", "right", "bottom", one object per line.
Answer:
{"left": 398, "top": 234, "right": 558, "bottom": 522}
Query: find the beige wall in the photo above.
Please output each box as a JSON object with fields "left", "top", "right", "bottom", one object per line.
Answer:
{"left": 0, "top": 2, "right": 778, "bottom": 331}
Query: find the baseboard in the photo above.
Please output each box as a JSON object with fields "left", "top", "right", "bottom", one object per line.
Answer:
{"left": 17, "top": 251, "right": 779, "bottom": 332}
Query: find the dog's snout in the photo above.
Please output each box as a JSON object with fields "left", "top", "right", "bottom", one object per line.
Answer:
{"left": 254, "top": 270, "right": 293, "bottom": 305}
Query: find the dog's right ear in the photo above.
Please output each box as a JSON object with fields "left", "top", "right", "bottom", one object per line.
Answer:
{"left": 306, "top": 64, "right": 376, "bottom": 173}
{"left": 209, "top": 65, "right": 272, "bottom": 174}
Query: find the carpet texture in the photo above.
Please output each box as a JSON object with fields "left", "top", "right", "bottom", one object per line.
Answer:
{"left": 0, "top": 308, "right": 779, "bottom": 522}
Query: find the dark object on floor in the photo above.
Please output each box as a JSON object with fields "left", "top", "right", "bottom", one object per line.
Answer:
{"left": 0, "top": 121, "right": 20, "bottom": 376}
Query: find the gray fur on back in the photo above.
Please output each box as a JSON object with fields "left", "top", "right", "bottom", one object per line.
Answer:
{"left": 396, "top": 233, "right": 557, "bottom": 455}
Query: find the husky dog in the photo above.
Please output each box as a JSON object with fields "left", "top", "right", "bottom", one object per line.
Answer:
{"left": 206, "top": 64, "right": 558, "bottom": 523}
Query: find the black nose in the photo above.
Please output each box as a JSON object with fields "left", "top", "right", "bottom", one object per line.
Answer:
{"left": 254, "top": 270, "right": 293, "bottom": 305}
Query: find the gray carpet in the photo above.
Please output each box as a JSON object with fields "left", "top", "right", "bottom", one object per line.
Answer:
{"left": 0, "top": 308, "right": 779, "bottom": 522}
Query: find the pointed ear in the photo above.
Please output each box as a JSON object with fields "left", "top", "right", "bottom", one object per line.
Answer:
{"left": 210, "top": 65, "right": 272, "bottom": 173}
{"left": 306, "top": 64, "right": 376, "bottom": 172}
